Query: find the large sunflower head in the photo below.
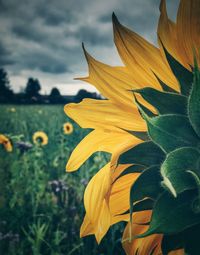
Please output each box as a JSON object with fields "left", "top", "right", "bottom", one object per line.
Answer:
{"left": 32, "top": 131, "right": 48, "bottom": 146}
{"left": 63, "top": 122, "right": 73, "bottom": 135}
{"left": 0, "top": 134, "right": 13, "bottom": 152}
{"left": 64, "top": 0, "right": 200, "bottom": 254}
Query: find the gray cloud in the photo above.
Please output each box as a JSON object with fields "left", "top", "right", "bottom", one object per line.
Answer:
{"left": 0, "top": 0, "right": 180, "bottom": 94}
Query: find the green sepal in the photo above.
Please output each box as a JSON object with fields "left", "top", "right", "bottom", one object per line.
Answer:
{"left": 132, "top": 198, "right": 154, "bottom": 213}
{"left": 161, "top": 147, "right": 200, "bottom": 196}
{"left": 115, "top": 165, "right": 145, "bottom": 181}
{"left": 138, "top": 190, "right": 200, "bottom": 237}
{"left": 161, "top": 233, "right": 184, "bottom": 255}
{"left": 134, "top": 87, "right": 187, "bottom": 115}
{"left": 128, "top": 131, "right": 149, "bottom": 141}
{"left": 163, "top": 45, "right": 193, "bottom": 96}
{"left": 188, "top": 64, "right": 200, "bottom": 137}
{"left": 130, "top": 166, "right": 163, "bottom": 220}
{"left": 118, "top": 141, "right": 165, "bottom": 167}
{"left": 118, "top": 198, "right": 154, "bottom": 216}
{"left": 138, "top": 107, "right": 199, "bottom": 153}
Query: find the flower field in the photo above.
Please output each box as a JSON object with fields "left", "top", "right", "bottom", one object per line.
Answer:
{"left": 0, "top": 104, "right": 124, "bottom": 255}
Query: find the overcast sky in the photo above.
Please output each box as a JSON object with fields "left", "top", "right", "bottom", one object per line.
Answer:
{"left": 0, "top": 0, "right": 179, "bottom": 95}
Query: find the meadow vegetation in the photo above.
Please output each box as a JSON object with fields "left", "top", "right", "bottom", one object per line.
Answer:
{"left": 0, "top": 105, "right": 124, "bottom": 255}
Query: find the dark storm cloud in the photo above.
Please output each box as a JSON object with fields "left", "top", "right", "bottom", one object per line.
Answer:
{"left": 0, "top": 41, "right": 15, "bottom": 66}
{"left": 0, "top": 0, "right": 180, "bottom": 93}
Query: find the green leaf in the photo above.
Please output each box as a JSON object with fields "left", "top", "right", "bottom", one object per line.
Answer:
{"left": 138, "top": 190, "right": 200, "bottom": 237}
{"left": 163, "top": 45, "right": 193, "bottom": 96}
{"left": 130, "top": 166, "right": 163, "bottom": 220}
{"left": 134, "top": 87, "right": 187, "bottom": 115}
{"left": 161, "top": 147, "right": 200, "bottom": 196}
{"left": 118, "top": 141, "right": 165, "bottom": 167}
{"left": 188, "top": 65, "right": 200, "bottom": 137}
{"left": 141, "top": 112, "right": 198, "bottom": 153}
{"left": 161, "top": 233, "right": 184, "bottom": 255}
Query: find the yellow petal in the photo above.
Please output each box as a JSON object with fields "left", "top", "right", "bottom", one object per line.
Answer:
{"left": 77, "top": 47, "right": 141, "bottom": 108}
{"left": 122, "top": 211, "right": 162, "bottom": 255}
{"left": 66, "top": 129, "right": 141, "bottom": 172}
{"left": 109, "top": 173, "right": 140, "bottom": 217}
{"left": 177, "top": 0, "right": 200, "bottom": 66}
{"left": 158, "top": 0, "right": 183, "bottom": 64}
{"left": 0, "top": 134, "right": 12, "bottom": 152}
{"left": 65, "top": 98, "right": 146, "bottom": 132}
{"left": 113, "top": 14, "right": 179, "bottom": 91}
{"left": 82, "top": 163, "right": 111, "bottom": 243}
{"left": 80, "top": 215, "right": 94, "bottom": 237}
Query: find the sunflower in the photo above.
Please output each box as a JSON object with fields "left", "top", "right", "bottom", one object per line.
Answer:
{"left": 10, "top": 107, "right": 16, "bottom": 112}
{"left": 63, "top": 122, "right": 73, "bottom": 135}
{"left": 32, "top": 131, "right": 48, "bottom": 146}
{"left": 64, "top": 0, "right": 200, "bottom": 254}
{"left": 0, "top": 134, "right": 12, "bottom": 152}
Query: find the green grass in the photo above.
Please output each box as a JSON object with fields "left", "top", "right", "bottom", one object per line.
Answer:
{"left": 0, "top": 105, "right": 125, "bottom": 255}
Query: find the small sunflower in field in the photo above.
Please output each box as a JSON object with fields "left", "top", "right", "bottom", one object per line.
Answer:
{"left": 10, "top": 107, "right": 16, "bottom": 113}
{"left": 63, "top": 122, "right": 73, "bottom": 135}
{"left": 0, "top": 134, "right": 12, "bottom": 152}
{"left": 32, "top": 131, "right": 48, "bottom": 146}
{"left": 64, "top": 0, "right": 200, "bottom": 254}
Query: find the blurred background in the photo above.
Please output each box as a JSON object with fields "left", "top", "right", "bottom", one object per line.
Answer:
{"left": 0, "top": 0, "right": 179, "bottom": 254}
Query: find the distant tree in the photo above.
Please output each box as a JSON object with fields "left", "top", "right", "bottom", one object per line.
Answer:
{"left": 0, "top": 68, "right": 13, "bottom": 103}
{"left": 25, "top": 78, "right": 41, "bottom": 98}
{"left": 50, "top": 87, "right": 61, "bottom": 97}
{"left": 74, "top": 89, "right": 101, "bottom": 103}
{"left": 49, "top": 87, "right": 63, "bottom": 104}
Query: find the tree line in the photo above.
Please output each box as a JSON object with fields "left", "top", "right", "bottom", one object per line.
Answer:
{"left": 0, "top": 68, "right": 101, "bottom": 104}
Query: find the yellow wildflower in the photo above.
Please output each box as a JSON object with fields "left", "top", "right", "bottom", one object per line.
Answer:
{"left": 32, "top": 131, "right": 48, "bottom": 146}
{"left": 63, "top": 122, "right": 73, "bottom": 135}
{"left": 0, "top": 134, "right": 12, "bottom": 152}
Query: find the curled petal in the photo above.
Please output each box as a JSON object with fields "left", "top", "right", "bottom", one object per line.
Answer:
{"left": 66, "top": 129, "right": 141, "bottom": 171}
{"left": 65, "top": 99, "right": 146, "bottom": 132}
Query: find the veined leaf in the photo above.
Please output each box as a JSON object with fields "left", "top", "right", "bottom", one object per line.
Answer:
{"left": 118, "top": 141, "right": 165, "bottom": 167}
{"left": 134, "top": 87, "right": 187, "bottom": 115}
{"left": 130, "top": 166, "right": 163, "bottom": 221}
{"left": 161, "top": 147, "right": 200, "bottom": 196}
{"left": 188, "top": 65, "right": 200, "bottom": 137}
{"left": 163, "top": 45, "right": 193, "bottom": 96}
{"left": 141, "top": 113, "right": 198, "bottom": 153}
{"left": 134, "top": 95, "right": 199, "bottom": 153}
{"left": 139, "top": 190, "right": 200, "bottom": 237}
